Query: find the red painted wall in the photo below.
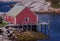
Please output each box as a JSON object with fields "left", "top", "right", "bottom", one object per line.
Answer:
{"left": 16, "top": 7, "right": 38, "bottom": 24}
{"left": 5, "top": 15, "right": 15, "bottom": 24}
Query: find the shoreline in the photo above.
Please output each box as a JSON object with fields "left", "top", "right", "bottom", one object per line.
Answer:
{"left": 34, "top": 9, "right": 60, "bottom": 14}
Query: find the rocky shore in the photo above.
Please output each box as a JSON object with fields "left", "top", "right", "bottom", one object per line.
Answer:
{"left": 0, "top": 26, "right": 48, "bottom": 41}
{"left": 35, "top": 8, "right": 60, "bottom": 14}
{"left": 13, "top": 31, "right": 48, "bottom": 41}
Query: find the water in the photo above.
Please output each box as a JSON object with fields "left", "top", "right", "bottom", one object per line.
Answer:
{"left": 37, "top": 14, "right": 60, "bottom": 41}
{"left": 0, "top": 2, "right": 17, "bottom": 12}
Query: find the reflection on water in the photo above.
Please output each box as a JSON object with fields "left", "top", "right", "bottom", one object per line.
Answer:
{"left": 36, "top": 14, "right": 60, "bottom": 41}
{"left": 37, "top": 14, "right": 50, "bottom": 35}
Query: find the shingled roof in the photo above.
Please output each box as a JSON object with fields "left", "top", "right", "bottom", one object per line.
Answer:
{"left": 6, "top": 5, "right": 26, "bottom": 17}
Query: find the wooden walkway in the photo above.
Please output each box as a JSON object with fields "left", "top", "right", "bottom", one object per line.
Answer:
{"left": 5, "top": 22, "right": 50, "bottom": 38}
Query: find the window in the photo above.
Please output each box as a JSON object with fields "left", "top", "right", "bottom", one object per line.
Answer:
{"left": 25, "top": 17, "right": 29, "bottom": 21}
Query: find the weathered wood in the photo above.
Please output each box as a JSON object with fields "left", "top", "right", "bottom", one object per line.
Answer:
{"left": 41, "top": 24, "right": 42, "bottom": 32}
{"left": 44, "top": 25, "right": 46, "bottom": 35}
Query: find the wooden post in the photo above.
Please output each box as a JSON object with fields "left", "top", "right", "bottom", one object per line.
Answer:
{"left": 48, "top": 24, "right": 50, "bottom": 38}
{"left": 18, "top": 25, "right": 19, "bottom": 30}
{"left": 38, "top": 24, "right": 41, "bottom": 32}
{"left": 22, "top": 22, "right": 23, "bottom": 31}
{"left": 41, "top": 24, "right": 42, "bottom": 33}
{"left": 44, "top": 25, "right": 46, "bottom": 35}
{"left": 30, "top": 24, "right": 32, "bottom": 31}
{"left": 36, "top": 25, "right": 38, "bottom": 32}
{"left": 26, "top": 22, "right": 28, "bottom": 31}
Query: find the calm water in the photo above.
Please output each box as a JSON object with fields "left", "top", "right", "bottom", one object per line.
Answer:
{"left": 37, "top": 14, "right": 60, "bottom": 41}
{"left": 0, "top": 2, "right": 17, "bottom": 12}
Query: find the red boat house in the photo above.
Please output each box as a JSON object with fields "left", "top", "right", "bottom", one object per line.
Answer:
{"left": 5, "top": 5, "right": 38, "bottom": 25}
{"left": 4, "top": 4, "right": 50, "bottom": 33}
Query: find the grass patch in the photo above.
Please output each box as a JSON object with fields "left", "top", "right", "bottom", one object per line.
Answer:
{"left": 0, "top": 22, "right": 7, "bottom": 27}
{"left": 51, "top": 4, "right": 60, "bottom": 8}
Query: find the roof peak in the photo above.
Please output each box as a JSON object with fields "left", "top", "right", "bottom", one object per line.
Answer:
{"left": 6, "top": 5, "right": 26, "bottom": 17}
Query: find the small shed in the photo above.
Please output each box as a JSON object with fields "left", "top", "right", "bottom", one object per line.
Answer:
{"left": 5, "top": 5, "right": 38, "bottom": 25}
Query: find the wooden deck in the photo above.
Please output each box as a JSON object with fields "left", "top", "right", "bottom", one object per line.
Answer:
{"left": 5, "top": 22, "right": 50, "bottom": 35}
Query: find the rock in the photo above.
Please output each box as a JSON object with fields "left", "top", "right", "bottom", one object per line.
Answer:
{"left": 13, "top": 31, "right": 48, "bottom": 41}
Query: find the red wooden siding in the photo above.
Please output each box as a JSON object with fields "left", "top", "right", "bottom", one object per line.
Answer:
{"left": 16, "top": 7, "right": 38, "bottom": 24}
{"left": 5, "top": 15, "right": 15, "bottom": 24}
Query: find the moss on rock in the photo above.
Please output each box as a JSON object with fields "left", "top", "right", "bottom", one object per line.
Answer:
{"left": 12, "top": 31, "right": 48, "bottom": 41}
